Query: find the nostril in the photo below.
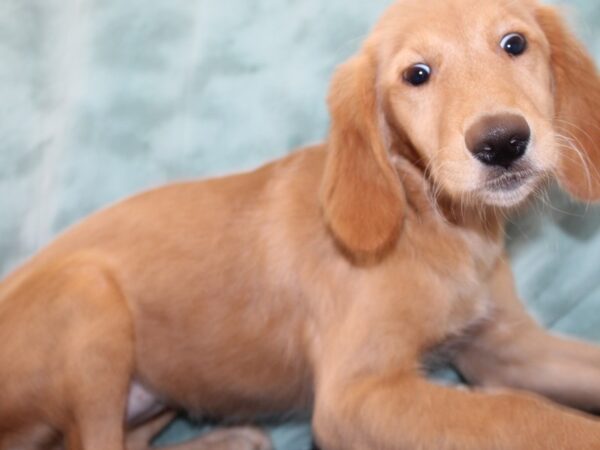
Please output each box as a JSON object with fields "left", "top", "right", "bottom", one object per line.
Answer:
{"left": 509, "top": 135, "right": 529, "bottom": 148}
{"left": 473, "top": 144, "right": 498, "bottom": 166}
{"left": 508, "top": 134, "right": 529, "bottom": 158}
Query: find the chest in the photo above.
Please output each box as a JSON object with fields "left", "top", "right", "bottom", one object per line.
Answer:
{"left": 405, "top": 220, "right": 504, "bottom": 345}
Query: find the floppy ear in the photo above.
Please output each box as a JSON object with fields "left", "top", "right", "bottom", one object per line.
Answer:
{"left": 537, "top": 6, "right": 600, "bottom": 200}
{"left": 320, "top": 52, "right": 405, "bottom": 259}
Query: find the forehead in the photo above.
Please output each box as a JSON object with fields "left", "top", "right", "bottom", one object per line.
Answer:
{"left": 372, "top": 0, "right": 540, "bottom": 55}
{"left": 385, "top": 0, "right": 537, "bottom": 24}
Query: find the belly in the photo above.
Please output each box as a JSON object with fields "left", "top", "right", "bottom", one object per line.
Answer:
{"left": 132, "top": 347, "right": 313, "bottom": 419}
{"left": 129, "top": 300, "right": 313, "bottom": 419}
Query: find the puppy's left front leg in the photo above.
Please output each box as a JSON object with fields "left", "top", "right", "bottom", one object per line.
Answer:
{"left": 455, "top": 258, "right": 600, "bottom": 411}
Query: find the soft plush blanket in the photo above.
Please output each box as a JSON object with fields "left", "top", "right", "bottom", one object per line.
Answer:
{"left": 1, "top": 1, "right": 599, "bottom": 448}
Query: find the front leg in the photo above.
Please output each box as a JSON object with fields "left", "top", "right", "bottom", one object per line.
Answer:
{"left": 455, "top": 257, "right": 600, "bottom": 411}
{"left": 314, "top": 372, "right": 600, "bottom": 450}
{"left": 311, "top": 280, "right": 600, "bottom": 450}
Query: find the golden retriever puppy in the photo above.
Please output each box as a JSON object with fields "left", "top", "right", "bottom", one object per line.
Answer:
{"left": 1, "top": 0, "right": 600, "bottom": 449}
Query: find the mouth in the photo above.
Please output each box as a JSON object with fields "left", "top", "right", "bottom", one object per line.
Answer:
{"left": 479, "top": 168, "right": 540, "bottom": 207}
{"left": 484, "top": 169, "right": 535, "bottom": 191}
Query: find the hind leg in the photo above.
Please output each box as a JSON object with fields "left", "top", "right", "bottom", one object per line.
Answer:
{"left": 53, "top": 263, "right": 271, "bottom": 450}
{"left": 51, "top": 262, "right": 135, "bottom": 450}
{"left": 127, "top": 413, "right": 272, "bottom": 450}
{"left": 179, "top": 427, "right": 272, "bottom": 450}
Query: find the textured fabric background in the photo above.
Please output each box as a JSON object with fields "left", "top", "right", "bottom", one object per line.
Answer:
{"left": 0, "top": 1, "right": 599, "bottom": 449}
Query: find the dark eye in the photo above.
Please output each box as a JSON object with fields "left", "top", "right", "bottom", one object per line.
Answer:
{"left": 403, "top": 63, "right": 431, "bottom": 86}
{"left": 500, "top": 33, "right": 527, "bottom": 56}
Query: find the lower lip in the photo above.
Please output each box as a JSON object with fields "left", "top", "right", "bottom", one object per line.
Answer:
{"left": 486, "top": 173, "right": 532, "bottom": 191}
{"left": 481, "top": 178, "right": 536, "bottom": 207}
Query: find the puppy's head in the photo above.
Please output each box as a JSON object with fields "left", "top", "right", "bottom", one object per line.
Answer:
{"left": 321, "top": 0, "right": 600, "bottom": 257}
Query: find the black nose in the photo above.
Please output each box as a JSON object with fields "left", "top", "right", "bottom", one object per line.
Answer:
{"left": 466, "top": 114, "right": 530, "bottom": 168}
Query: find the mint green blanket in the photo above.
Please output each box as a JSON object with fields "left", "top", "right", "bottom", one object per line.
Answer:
{"left": 1, "top": 1, "right": 599, "bottom": 449}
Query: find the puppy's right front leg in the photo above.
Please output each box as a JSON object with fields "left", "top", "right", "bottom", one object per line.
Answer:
{"left": 313, "top": 371, "right": 600, "bottom": 450}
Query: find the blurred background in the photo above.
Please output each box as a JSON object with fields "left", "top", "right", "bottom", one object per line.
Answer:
{"left": 1, "top": 0, "right": 600, "bottom": 448}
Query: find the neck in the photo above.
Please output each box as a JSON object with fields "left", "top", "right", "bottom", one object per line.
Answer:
{"left": 435, "top": 193, "right": 505, "bottom": 242}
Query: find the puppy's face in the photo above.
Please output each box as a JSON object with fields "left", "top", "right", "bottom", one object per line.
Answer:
{"left": 323, "top": 0, "right": 599, "bottom": 256}
{"left": 379, "top": 0, "right": 557, "bottom": 207}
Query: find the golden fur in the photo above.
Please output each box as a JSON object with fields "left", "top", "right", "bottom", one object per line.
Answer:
{"left": 2, "top": 0, "right": 600, "bottom": 449}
